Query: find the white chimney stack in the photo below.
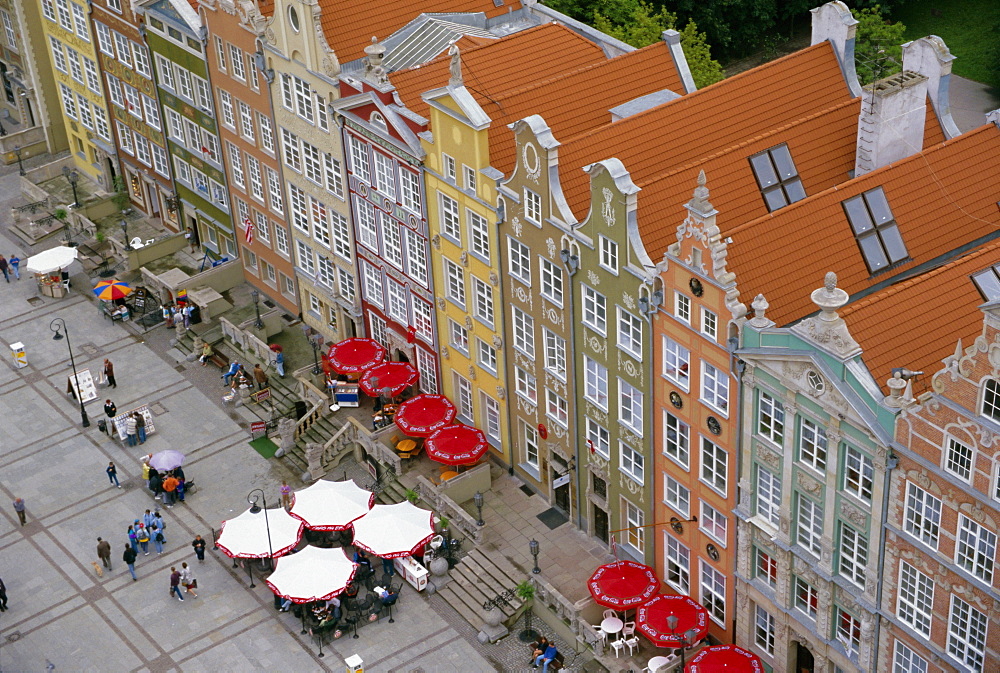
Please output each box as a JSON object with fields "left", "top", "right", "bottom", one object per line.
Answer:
{"left": 854, "top": 71, "right": 929, "bottom": 177}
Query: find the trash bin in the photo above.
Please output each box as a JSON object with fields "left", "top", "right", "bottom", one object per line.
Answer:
{"left": 345, "top": 654, "right": 364, "bottom": 673}
{"left": 9, "top": 342, "right": 26, "bottom": 368}
{"left": 97, "top": 419, "right": 107, "bottom": 434}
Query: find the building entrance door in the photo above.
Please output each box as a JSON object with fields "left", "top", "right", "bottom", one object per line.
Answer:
{"left": 553, "top": 475, "right": 570, "bottom": 513}
{"left": 593, "top": 505, "right": 609, "bottom": 544}
{"left": 794, "top": 641, "right": 814, "bottom": 673}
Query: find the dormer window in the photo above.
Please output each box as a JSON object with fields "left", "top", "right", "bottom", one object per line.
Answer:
{"left": 749, "top": 144, "right": 805, "bottom": 211}
{"left": 843, "top": 187, "right": 908, "bottom": 273}
{"left": 369, "top": 112, "right": 387, "bottom": 133}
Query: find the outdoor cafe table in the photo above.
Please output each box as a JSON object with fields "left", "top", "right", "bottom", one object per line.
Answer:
{"left": 601, "top": 616, "right": 624, "bottom": 636}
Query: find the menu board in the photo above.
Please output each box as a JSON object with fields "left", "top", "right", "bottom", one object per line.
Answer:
{"left": 132, "top": 286, "right": 148, "bottom": 312}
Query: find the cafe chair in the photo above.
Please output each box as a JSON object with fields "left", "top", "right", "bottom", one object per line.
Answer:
{"left": 611, "top": 639, "right": 627, "bottom": 658}
{"left": 381, "top": 572, "right": 394, "bottom": 589}
{"left": 624, "top": 636, "right": 639, "bottom": 656}
{"left": 622, "top": 621, "right": 636, "bottom": 638}
{"left": 589, "top": 624, "right": 607, "bottom": 644}
{"left": 603, "top": 609, "right": 618, "bottom": 620}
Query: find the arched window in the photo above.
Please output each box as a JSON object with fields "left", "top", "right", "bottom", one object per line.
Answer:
{"left": 369, "top": 112, "right": 387, "bottom": 133}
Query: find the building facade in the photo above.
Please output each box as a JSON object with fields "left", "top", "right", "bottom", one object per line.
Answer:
{"left": 91, "top": 0, "right": 173, "bottom": 217}
{"left": 734, "top": 275, "right": 896, "bottom": 673}
{"left": 39, "top": 0, "right": 115, "bottom": 186}
{"left": 142, "top": 0, "right": 231, "bottom": 244}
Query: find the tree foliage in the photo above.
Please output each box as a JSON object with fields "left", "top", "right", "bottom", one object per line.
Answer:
{"left": 680, "top": 20, "right": 725, "bottom": 88}
{"left": 852, "top": 5, "right": 906, "bottom": 85}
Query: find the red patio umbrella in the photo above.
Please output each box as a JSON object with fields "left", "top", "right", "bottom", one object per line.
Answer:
{"left": 587, "top": 560, "right": 660, "bottom": 609}
{"left": 685, "top": 645, "right": 764, "bottom": 672}
{"left": 326, "top": 338, "right": 386, "bottom": 375}
{"left": 637, "top": 594, "right": 710, "bottom": 648}
{"left": 394, "top": 394, "right": 457, "bottom": 437}
{"left": 424, "top": 424, "right": 489, "bottom": 465}
{"left": 358, "top": 361, "right": 418, "bottom": 397}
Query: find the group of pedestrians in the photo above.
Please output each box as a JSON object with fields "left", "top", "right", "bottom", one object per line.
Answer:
{"left": 141, "top": 457, "right": 186, "bottom": 508}
{"left": 0, "top": 254, "right": 20, "bottom": 282}
{"left": 161, "top": 303, "right": 193, "bottom": 329}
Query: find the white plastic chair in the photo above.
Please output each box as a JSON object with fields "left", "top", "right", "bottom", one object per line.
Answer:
{"left": 622, "top": 621, "right": 636, "bottom": 638}
{"left": 611, "top": 639, "right": 626, "bottom": 658}
{"left": 624, "top": 636, "right": 639, "bottom": 656}
{"left": 603, "top": 609, "right": 618, "bottom": 620}
{"left": 589, "top": 624, "right": 607, "bottom": 643}
{"left": 130, "top": 237, "right": 144, "bottom": 249}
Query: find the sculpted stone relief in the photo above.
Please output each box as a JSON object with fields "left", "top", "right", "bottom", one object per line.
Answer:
{"left": 601, "top": 188, "right": 615, "bottom": 228}
{"left": 587, "top": 269, "right": 600, "bottom": 286}
{"left": 546, "top": 237, "right": 556, "bottom": 259}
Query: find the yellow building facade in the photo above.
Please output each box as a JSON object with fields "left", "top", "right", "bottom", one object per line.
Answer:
{"left": 39, "top": 0, "right": 116, "bottom": 189}
{"left": 422, "top": 86, "right": 509, "bottom": 462}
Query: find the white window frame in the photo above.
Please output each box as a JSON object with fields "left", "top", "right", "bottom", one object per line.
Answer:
{"left": 799, "top": 416, "right": 828, "bottom": 471}
{"left": 700, "top": 362, "right": 729, "bottom": 415}
{"left": 796, "top": 493, "right": 823, "bottom": 556}
{"left": 897, "top": 561, "right": 934, "bottom": 637}
{"left": 540, "top": 258, "right": 563, "bottom": 306}
{"left": 663, "top": 534, "right": 690, "bottom": 594}
{"left": 508, "top": 237, "right": 530, "bottom": 284}
{"left": 754, "top": 605, "right": 775, "bottom": 655}
{"left": 755, "top": 464, "right": 781, "bottom": 528}
{"left": 662, "top": 336, "right": 690, "bottom": 390}
{"left": 663, "top": 475, "right": 690, "bottom": 518}
{"left": 619, "top": 441, "right": 644, "bottom": 484}
{"left": 618, "top": 308, "right": 643, "bottom": 359}
{"left": 904, "top": 481, "right": 942, "bottom": 550}
{"left": 586, "top": 418, "right": 610, "bottom": 460}
{"left": 542, "top": 329, "right": 566, "bottom": 381}
{"left": 947, "top": 595, "right": 987, "bottom": 671}
{"left": 700, "top": 500, "right": 727, "bottom": 545}
{"left": 893, "top": 641, "right": 929, "bottom": 673}
{"left": 956, "top": 514, "right": 997, "bottom": 584}
{"left": 757, "top": 391, "right": 784, "bottom": 445}
{"left": 674, "top": 292, "right": 691, "bottom": 324}
{"left": 944, "top": 436, "right": 974, "bottom": 482}
{"left": 582, "top": 285, "right": 607, "bottom": 335}
{"left": 663, "top": 411, "right": 690, "bottom": 469}
{"left": 619, "top": 380, "right": 643, "bottom": 435}
{"left": 838, "top": 522, "right": 868, "bottom": 587}
{"left": 700, "top": 562, "right": 726, "bottom": 625}
{"left": 584, "top": 356, "right": 608, "bottom": 410}
{"left": 843, "top": 444, "right": 874, "bottom": 503}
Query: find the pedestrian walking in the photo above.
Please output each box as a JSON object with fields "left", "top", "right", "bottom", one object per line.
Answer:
{"left": 0, "top": 255, "right": 8, "bottom": 282}
{"left": 180, "top": 562, "right": 197, "bottom": 597}
{"left": 106, "top": 461, "right": 121, "bottom": 488}
{"left": 153, "top": 512, "right": 166, "bottom": 542}
{"left": 253, "top": 364, "right": 269, "bottom": 390}
{"left": 103, "top": 358, "right": 117, "bottom": 388}
{"left": 0, "top": 576, "right": 7, "bottom": 610}
{"left": 382, "top": 555, "right": 395, "bottom": 577}
{"left": 142, "top": 458, "right": 151, "bottom": 489}
{"left": 123, "top": 545, "right": 137, "bottom": 581}
{"left": 97, "top": 537, "right": 112, "bottom": 569}
{"left": 8, "top": 254, "right": 19, "bottom": 280}
{"left": 12, "top": 497, "right": 25, "bottom": 526}
{"left": 152, "top": 525, "right": 164, "bottom": 555}
{"left": 104, "top": 399, "right": 117, "bottom": 418}
{"left": 134, "top": 412, "right": 146, "bottom": 444}
{"left": 274, "top": 350, "right": 285, "bottom": 377}
{"left": 280, "top": 480, "right": 292, "bottom": 510}
{"left": 182, "top": 304, "right": 192, "bottom": 328}
{"left": 169, "top": 567, "right": 184, "bottom": 601}
{"left": 162, "top": 474, "right": 178, "bottom": 508}
{"left": 137, "top": 525, "right": 150, "bottom": 555}
{"left": 127, "top": 524, "right": 138, "bottom": 553}
{"left": 221, "top": 361, "right": 240, "bottom": 386}
{"left": 125, "top": 414, "right": 137, "bottom": 447}
{"left": 191, "top": 535, "right": 206, "bottom": 562}
{"left": 149, "top": 471, "right": 163, "bottom": 500}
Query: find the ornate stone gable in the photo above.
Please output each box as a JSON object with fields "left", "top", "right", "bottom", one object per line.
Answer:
{"left": 791, "top": 272, "right": 862, "bottom": 360}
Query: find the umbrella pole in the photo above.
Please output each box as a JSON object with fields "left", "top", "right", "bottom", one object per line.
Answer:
{"left": 301, "top": 606, "right": 307, "bottom": 634}
{"left": 247, "top": 560, "right": 255, "bottom": 588}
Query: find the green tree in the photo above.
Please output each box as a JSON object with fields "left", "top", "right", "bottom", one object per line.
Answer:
{"left": 593, "top": 0, "right": 677, "bottom": 48}
{"left": 679, "top": 19, "right": 725, "bottom": 88}
{"left": 852, "top": 5, "right": 906, "bottom": 85}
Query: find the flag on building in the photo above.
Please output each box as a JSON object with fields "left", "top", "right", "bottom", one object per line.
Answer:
{"left": 243, "top": 216, "right": 254, "bottom": 245}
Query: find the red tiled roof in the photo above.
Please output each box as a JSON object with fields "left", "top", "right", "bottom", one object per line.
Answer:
{"left": 840, "top": 240, "right": 1000, "bottom": 394}
{"left": 320, "top": 0, "right": 521, "bottom": 64}
{"left": 391, "top": 23, "right": 607, "bottom": 119}
{"left": 555, "top": 42, "right": 852, "bottom": 220}
{"left": 728, "top": 123, "right": 1000, "bottom": 327}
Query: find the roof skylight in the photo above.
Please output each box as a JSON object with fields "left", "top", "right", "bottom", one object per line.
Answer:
{"left": 842, "top": 187, "right": 908, "bottom": 273}
{"left": 749, "top": 144, "right": 806, "bottom": 212}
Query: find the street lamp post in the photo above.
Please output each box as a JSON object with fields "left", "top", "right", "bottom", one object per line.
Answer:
{"left": 120, "top": 219, "right": 130, "bottom": 251}
{"left": 13, "top": 144, "right": 24, "bottom": 176}
{"left": 62, "top": 166, "right": 80, "bottom": 207}
{"left": 473, "top": 491, "right": 484, "bottom": 526}
{"left": 529, "top": 539, "right": 540, "bottom": 574}
{"left": 252, "top": 290, "right": 263, "bottom": 329}
{"left": 302, "top": 326, "right": 321, "bottom": 375}
{"left": 665, "top": 615, "right": 700, "bottom": 669}
{"left": 247, "top": 488, "right": 274, "bottom": 570}
{"left": 50, "top": 318, "right": 90, "bottom": 428}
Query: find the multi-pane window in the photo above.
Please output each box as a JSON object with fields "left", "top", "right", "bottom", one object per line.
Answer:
{"left": 799, "top": 417, "right": 828, "bottom": 471}
{"left": 664, "top": 475, "right": 690, "bottom": 518}
{"left": 463, "top": 165, "right": 476, "bottom": 191}
{"left": 624, "top": 500, "right": 644, "bottom": 555}
{"left": 405, "top": 230, "right": 426, "bottom": 285}
{"left": 515, "top": 368, "right": 537, "bottom": 404}
{"left": 355, "top": 200, "right": 378, "bottom": 250}
{"left": 508, "top": 238, "right": 530, "bottom": 283}
{"left": 945, "top": 436, "right": 974, "bottom": 481}
{"left": 700, "top": 438, "right": 728, "bottom": 494}
{"left": 440, "top": 194, "right": 460, "bottom": 241}
{"left": 893, "top": 642, "right": 929, "bottom": 673}
{"left": 348, "top": 135, "right": 369, "bottom": 181}
{"left": 843, "top": 445, "right": 874, "bottom": 502}
{"left": 324, "top": 154, "right": 344, "bottom": 198}
{"left": 599, "top": 236, "right": 618, "bottom": 272}
{"left": 134, "top": 136, "right": 151, "bottom": 166}
{"left": 468, "top": 211, "right": 489, "bottom": 258}
{"left": 382, "top": 220, "right": 403, "bottom": 268}
{"left": 442, "top": 154, "right": 456, "bottom": 181}
{"left": 618, "top": 309, "right": 642, "bottom": 359}
{"left": 60, "top": 85, "right": 77, "bottom": 119}
{"left": 701, "top": 308, "right": 718, "bottom": 341}
{"left": 956, "top": 515, "right": 997, "bottom": 583}
{"left": 399, "top": 170, "right": 420, "bottom": 213}
{"left": 311, "top": 199, "right": 330, "bottom": 248}
{"left": 93, "top": 107, "right": 111, "bottom": 141}
{"left": 546, "top": 389, "right": 569, "bottom": 427}
{"left": 372, "top": 151, "right": 395, "bottom": 198}
{"left": 302, "top": 142, "right": 322, "bottom": 185}
{"left": 472, "top": 278, "right": 493, "bottom": 325}
{"left": 982, "top": 378, "right": 1000, "bottom": 420}
{"left": 543, "top": 330, "right": 566, "bottom": 380}
{"left": 524, "top": 188, "right": 541, "bottom": 223}
{"left": 273, "top": 224, "right": 288, "bottom": 255}
{"left": 675, "top": 292, "right": 691, "bottom": 323}
{"left": 662, "top": 337, "right": 690, "bottom": 390}
{"left": 113, "top": 32, "right": 131, "bottom": 68}
{"left": 663, "top": 412, "right": 690, "bottom": 468}
{"left": 947, "top": 596, "right": 987, "bottom": 672}
{"left": 837, "top": 608, "right": 862, "bottom": 656}
{"left": 239, "top": 101, "right": 255, "bottom": 142}
{"left": 754, "top": 606, "right": 776, "bottom": 655}
{"left": 43, "top": 0, "right": 56, "bottom": 23}
{"left": 586, "top": 418, "right": 610, "bottom": 460}
{"left": 133, "top": 44, "right": 151, "bottom": 79}
{"left": 57, "top": 0, "right": 73, "bottom": 30}
{"left": 701, "top": 363, "right": 728, "bottom": 413}
{"left": 246, "top": 155, "right": 264, "bottom": 202}
{"left": 476, "top": 339, "right": 497, "bottom": 374}
{"left": 454, "top": 375, "right": 473, "bottom": 421}
{"left": 619, "top": 381, "right": 643, "bottom": 435}
{"left": 106, "top": 75, "right": 123, "bottom": 108}
{"left": 838, "top": 522, "right": 868, "bottom": 587}
{"left": 749, "top": 144, "right": 806, "bottom": 211}
{"left": 151, "top": 144, "right": 168, "bottom": 177}
{"left": 700, "top": 501, "right": 727, "bottom": 544}
{"left": 227, "top": 143, "right": 245, "bottom": 188}
{"left": 176, "top": 68, "right": 193, "bottom": 101}
{"left": 194, "top": 77, "right": 212, "bottom": 112}
{"left": 794, "top": 577, "right": 819, "bottom": 620}
{"left": 757, "top": 392, "right": 784, "bottom": 445}
{"left": 755, "top": 464, "right": 781, "bottom": 527}
{"left": 288, "top": 184, "right": 309, "bottom": 233}
{"left": 219, "top": 90, "right": 235, "bottom": 128}
{"left": 71, "top": 4, "right": 87, "bottom": 40}
{"left": 700, "top": 563, "right": 726, "bottom": 624}
{"left": 620, "top": 442, "right": 644, "bottom": 484}
{"left": 95, "top": 23, "right": 113, "bottom": 56}
{"left": 295, "top": 241, "right": 314, "bottom": 275}
{"left": 540, "top": 258, "right": 563, "bottom": 306}
{"left": 797, "top": 494, "right": 823, "bottom": 556}
{"left": 316, "top": 257, "right": 335, "bottom": 288}
{"left": 843, "top": 187, "right": 908, "bottom": 273}
{"left": 259, "top": 114, "right": 275, "bottom": 153}
{"left": 584, "top": 357, "right": 608, "bottom": 409}
{"left": 67, "top": 48, "right": 82, "bottom": 83}
{"left": 897, "top": 562, "right": 934, "bottom": 637}
{"left": 663, "top": 535, "right": 690, "bottom": 593}
{"left": 412, "top": 300, "right": 433, "bottom": 341}
{"left": 444, "top": 260, "right": 465, "bottom": 307}
{"left": 386, "top": 280, "right": 408, "bottom": 324}
{"left": 229, "top": 44, "right": 245, "bottom": 80}
{"left": 50, "top": 38, "right": 66, "bottom": 73}
{"left": 84, "top": 58, "right": 101, "bottom": 93}
{"left": 292, "top": 75, "right": 313, "bottom": 122}
{"left": 337, "top": 268, "right": 355, "bottom": 302}
{"left": 522, "top": 421, "right": 539, "bottom": 469}
{"left": 77, "top": 95, "right": 92, "bottom": 129}
{"left": 142, "top": 96, "right": 160, "bottom": 130}
{"left": 582, "top": 286, "right": 607, "bottom": 334}
{"left": 512, "top": 307, "right": 534, "bottom": 357}
{"left": 362, "top": 264, "right": 383, "bottom": 307}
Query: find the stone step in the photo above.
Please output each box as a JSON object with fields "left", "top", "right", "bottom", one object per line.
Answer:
{"left": 449, "top": 566, "right": 520, "bottom": 620}
{"left": 438, "top": 582, "right": 489, "bottom": 631}
{"left": 462, "top": 549, "right": 527, "bottom": 591}
{"left": 437, "top": 548, "right": 527, "bottom": 634}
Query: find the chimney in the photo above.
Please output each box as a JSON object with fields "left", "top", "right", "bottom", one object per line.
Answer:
{"left": 661, "top": 29, "right": 696, "bottom": 93}
{"left": 811, "top": 1, "right": 862, "bottom": 97}
{"left": 854, "top": 70, "right": 929, "bottom": 177}
{"left": 902, "top": 36, "right": 960, "bottom": 139}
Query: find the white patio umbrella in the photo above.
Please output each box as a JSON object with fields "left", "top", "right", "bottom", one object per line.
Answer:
{"left": 288, "top": 479, "right": 375, "bottom": 531}
{"left": 26, "top": 246, "right": 78, "bottom": 275}
{"left": 351, "top": 501, "right": 435, "bottom": 558}
{"left": 264, "top": 546, "right": 359, "bottom": 603}
{"left": 216, "top": 506, "right": 304, "bottom": 559}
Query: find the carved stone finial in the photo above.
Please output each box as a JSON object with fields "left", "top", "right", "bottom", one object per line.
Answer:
{"left": 363, "top": 36, "right": 388, "bottom": 85}
{"left": 448, "top": 44, "right": 463, "bottom": 87}
{"left": 812, "top": 272, "right": 849, "bottom": 320}
{"left": 824, "top": 271, "right": 837, "bottom": 291}
{"left": 748, "top": 293, "right": 773, "bottom": 328}
{"left": 885, "top": 371, "right": 908, "bottom": 407}
{"left": 791, "top": 271, "right": 861, "bottom": 358}
{"left": 689, "top": 169, "right": 711, "bottom": 213}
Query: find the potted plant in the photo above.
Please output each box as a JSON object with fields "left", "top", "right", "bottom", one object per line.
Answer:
{"left": 516, "top": 580, "right": 538, "bottom": 642}
{"left": 405, "top": 487, "right": 419, "bottom": 504}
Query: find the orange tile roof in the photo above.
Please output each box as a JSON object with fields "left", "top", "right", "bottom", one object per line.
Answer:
{"left": 555, "top": 42, "right": 852, "bottom": 220}
{"left": 728, "top": 123, "right": 1000, "bottom": 327}
{"left": 391, "top": 23, "right": 607, "bottom": 119}
{"left": 320, "top": 0, "right": 522, "bottom": 64}
{"left": 840, "top": 240, "right": 1000, "bottom": 394}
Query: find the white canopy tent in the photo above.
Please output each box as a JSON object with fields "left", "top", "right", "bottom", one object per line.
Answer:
{"left": 26, "top": 246, "right": 78, "bottom": 275}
